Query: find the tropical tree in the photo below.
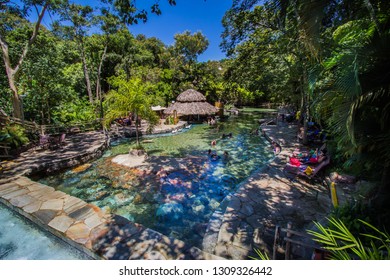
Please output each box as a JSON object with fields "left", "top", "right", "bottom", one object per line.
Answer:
{"left": 173, "top": 31, "right": 209, "bottom": 63}
{"left": 0, "top": 0, "right": 66, "bottom": 118}
{"left": 221, "top": 1, "right": 320, "bottom": 142}
{"left": 0, "top": 0, "right": 177, "bottom": 118}
{"left": 103, "top": 75, "right": 159, "bottom": 146}
{"left": 55, "top": 3, "right": 96, "bottom": 103}
{"left": 310, "top": 0, "right": 390, "bottom": 208}
{"left": 221, "top": 0, "right": 390, "bottom": 197}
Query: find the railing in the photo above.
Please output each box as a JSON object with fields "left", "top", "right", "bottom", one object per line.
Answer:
{"left": 273, "top": 222, "right": 328, "bottom": 260}
{"left": 39, "top": 119, "right": 102, "bottom": 135}
{"left": 0, "top": 115, "right": 102, "bottom": 135}
{"left": 0, "top": 115, "right": 39, "bottom": 132}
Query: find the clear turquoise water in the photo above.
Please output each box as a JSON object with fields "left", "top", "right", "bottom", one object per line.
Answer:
{"left": 0, "top": 204, "right": 90, "bottom": 260}
{"left": 39, "top": 109, "right": 274, "bottom": 248}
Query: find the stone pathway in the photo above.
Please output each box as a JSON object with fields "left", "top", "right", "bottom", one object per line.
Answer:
{"left": 0, "top": 176, "right": 222, "bottom": 260}
{"left": 202, "top": 121, "right": 332, "bottom": 259}
{"left": 1, "top": 122, "right": 188, "bottom": 180}
{"left": 0, "top": 131, "right": 108, "bottom": 180}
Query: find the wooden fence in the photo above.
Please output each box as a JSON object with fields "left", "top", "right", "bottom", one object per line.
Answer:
{"left": 0, "top": 115, "right": 102, "bottom": 135}
{"left": 273, "top": 222, "right": 328, "bottom": 260}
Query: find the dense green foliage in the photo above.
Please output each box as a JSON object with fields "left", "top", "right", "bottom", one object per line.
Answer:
{"left": 221, "top": 0, "right": 390, "bottom": 214}
{"left": 0, "top": 1, "right": 226, "bottom": 122}
{"left": 0, "top": 124, "right": 29, "bottom": 149}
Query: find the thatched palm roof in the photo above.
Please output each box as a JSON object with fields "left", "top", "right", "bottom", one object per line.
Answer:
{"left": 164, "top": 89, "right": 217, "bottom": 116}
{"left": 176, "top": 89, "right": 206, "bottom": 102}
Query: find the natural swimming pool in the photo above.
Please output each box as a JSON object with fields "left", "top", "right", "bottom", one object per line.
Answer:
{"left": 39, "top": 109, "right": 275, "bottom": 248}
{"left": 0, "top": 204, "right": 90, "bottom": 260}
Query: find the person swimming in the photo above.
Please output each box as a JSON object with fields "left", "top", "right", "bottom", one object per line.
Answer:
{"left": 223, "top": 151, "right": 229, "bottom": 159}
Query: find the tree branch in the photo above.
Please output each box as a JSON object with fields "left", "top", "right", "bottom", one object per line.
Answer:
{"left": 13, "top": 2, "right": 48, "bottom": 75}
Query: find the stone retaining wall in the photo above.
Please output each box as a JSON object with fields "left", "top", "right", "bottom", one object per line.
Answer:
{"left": 0, "top": 177, "right": 223, "bottom": 260}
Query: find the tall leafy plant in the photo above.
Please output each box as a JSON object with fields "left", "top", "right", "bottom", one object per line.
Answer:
{"left": 104, "top": 75, "right": 159, "bottom": 146}
{"left": 308, "top": 218, "right": 390, "bottom": 260}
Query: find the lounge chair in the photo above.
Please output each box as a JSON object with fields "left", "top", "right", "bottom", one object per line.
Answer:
{"left": 39, "top": 135, "right": 50, "bottom": 150}
{"left": 292, "top": 142, "right": 327, "bottom": 158}
{"left": 284, "top": 156, "right": 330, "bottom": 180}
{"left": 49, "top": 133, "right": 66, "bottom": 149}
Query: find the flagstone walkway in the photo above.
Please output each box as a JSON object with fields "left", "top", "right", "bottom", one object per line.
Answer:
{"left": 0, "top": 176, "right": 221, "bottom": 260}
{"left": 0, "top": 131, "right": 108, "bottom": 180}
{"left": 202, "top": 121, "right": 332, "bottom": 259}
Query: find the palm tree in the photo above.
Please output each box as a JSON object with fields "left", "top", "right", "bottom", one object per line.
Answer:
{"left": 103, "top": 75, "right": 159, "bottom": 146}
{"left": 312, "top": 1, "right": 390, "bottom": 208}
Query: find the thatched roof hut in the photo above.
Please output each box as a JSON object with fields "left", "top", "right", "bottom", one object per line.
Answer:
{"left": 164, "top": 89, "right": 217, "bottom": 116}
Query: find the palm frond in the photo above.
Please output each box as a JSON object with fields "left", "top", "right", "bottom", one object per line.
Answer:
{"left": 308, "top": 218, "right": 390, "bottom": 260}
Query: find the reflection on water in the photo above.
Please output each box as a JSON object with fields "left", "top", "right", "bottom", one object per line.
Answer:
{"left": 39, "top": 110, "right": 274, "bottom": 248}
{"left": 0, "top": 204, "right": 90, "bottom": 260}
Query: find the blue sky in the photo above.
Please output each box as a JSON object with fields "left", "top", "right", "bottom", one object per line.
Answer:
{"left": 29, "top": 0, "right": 232, "bottom": 62}
{"left": 128, "top": 0, "right": 232, "bottom": 62}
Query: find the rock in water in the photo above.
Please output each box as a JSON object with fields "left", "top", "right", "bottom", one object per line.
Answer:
{"left": 156, "top": 203, "right": 184, "bottom": 221}
{"left": 133, "top": 194, "right": 143, "bottom": 204}
{"left": 72, "top": 163, "right": 92, "bottom": 173}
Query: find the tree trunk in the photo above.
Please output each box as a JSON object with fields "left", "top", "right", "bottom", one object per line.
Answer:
{"left": 96, "top": 44, "right": 107, "bottom": 100}
{"left": 8, "top": 75, "right": 22, "bottom": 119}
{"left": 1, "top": 41, "right": 23, "bottom": 119}
{"left": 0, "top": 4, "right": 48, "bottom": 118}
{"left": 135, "top": 113, "right": 140, "bottom": 146}
{"left": 79, "top": 41, "right": 93, "bottom": 104}
{"left": 301, "top": 69, "right": 309, "bottom": 145}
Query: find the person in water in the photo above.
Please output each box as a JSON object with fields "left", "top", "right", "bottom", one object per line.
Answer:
{"left": 223, "top": 151, "right": 229, "bottom": 161}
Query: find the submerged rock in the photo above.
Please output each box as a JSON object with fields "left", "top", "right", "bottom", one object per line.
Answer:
{"left": 156, "top": 203, "right": 184, "bottom": 221}
{"left": 72, "top": 163, "right": 92, "bottom": 173}
{"left": 93, "top": 191, "right": 109, "bottom": 201}
{"left": 133, "top": 194, "right": 143, "bottom": 204}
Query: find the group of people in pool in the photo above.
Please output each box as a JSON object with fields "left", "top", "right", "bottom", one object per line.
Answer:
{"left": 208, "top": 149, "right": 229, "bottom": 162}
{"left": 210, "top": 132, "right": 233, "bottom": 146}
{"left": 208, "top": 132, "right": 234, "bottom": 162}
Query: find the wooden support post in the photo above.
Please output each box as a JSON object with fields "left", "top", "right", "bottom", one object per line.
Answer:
{"left": 285, "top": 222, "right": 292, "bottom": 260}
{"left": 273, "top": 225, "right": 280, "bottom": 260}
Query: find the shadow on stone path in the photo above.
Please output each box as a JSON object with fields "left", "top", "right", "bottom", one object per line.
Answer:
{"left": 202, "top": 122, "right": 332, "bottom": 259}
{"left": 0, "top": 131, "right": 108, "bottom": 180}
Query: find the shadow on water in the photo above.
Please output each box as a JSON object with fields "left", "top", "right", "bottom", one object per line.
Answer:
{"left": 39, "top": 110, "right": 275, "bottom": 248}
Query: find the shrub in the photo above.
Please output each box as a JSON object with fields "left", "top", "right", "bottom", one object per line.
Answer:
{"left": 0, "top": 124, "right": 29, "bottom": 149}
